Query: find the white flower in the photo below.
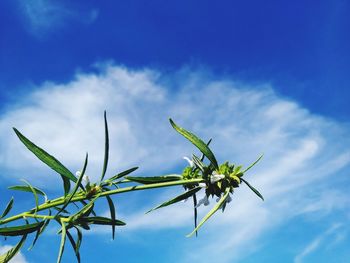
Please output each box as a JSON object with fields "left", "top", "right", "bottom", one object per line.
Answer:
{"left": 195, "top": 195, "right": 209, "bottom": 208}
{"left": 183, "top": 156, "right": 194, "bottom": 167}
{"left": 210, "top": 171, "right": 225, "bottom": 184}
{"left": 198, "top": 183, "right": 207, "bottom": 188}
{"left": 76, "top": 171, "right": 90, "bottom": 185}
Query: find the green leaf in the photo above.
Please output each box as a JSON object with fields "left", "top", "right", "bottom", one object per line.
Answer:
{"left": 125, "top": 175, "right": 181, "bottom": 184}
{"left": 241, "top": 178, "right": 264, "bottom": 201}
{"left": 29, "top": 218, "right": 50, "bottom": 250}
{"left": 66, "top": 230, "right": 81, "bottom": 263}
{"left": 20, "top": 179, "right": 39, "bottom": 214}
{"left": 80, "top": 216, "right": 126, "bottom": 226}
{"left": 242, "top": 154, "right": 263, "bottom": 173}
{"left": 200, "top": 139, "right": 212, "bottom": 161}
{"left": 57, "top": 153, "right": 88, "bottom": 216}
{"left": 0, "top": 234, "right": 27, "bottom": 263}
{"left": 74, "top": 226, "right": 82, "bottom": 256}
{"left": 193, "top": 194, "right": 198, "bottom": 237}
{"left": 100, "top": 111, "right": 109, "bottom": 183}
{"left": 169, "top": 119, "right": 219, "bottom": 169}
{"left": 79, "top": 200, "right": 97, "bottom": 217}
{"left": 192, "top": 154, "right": 205, "bottom": 172}
{"left": 146, "top": 187, "right": 202, "bottom": 213}
{"left": 0, "top": 221, "right": 45, "bottom": 237}
{"left": 104, "top": 167, "right": 139, "bottom": 184}
{"left": 13, "top": 128, "right": 77, "bottom": 195}
{"left": 8, "top": 185, "right": 46, "bottom": 196}
{"left": 106, "top": 196, "right": 116, "bottom": 239}
{"left": 73, "top": 202, "right": 94, "bottom": 221}
{"left": 57, "top": 221, "right": 67, "bottom": 263}
{"left": 0, "top": 197, "right": 14, "bottom": 219}
{"left": 187, "top": 188, "right": 230, "bottom": 237}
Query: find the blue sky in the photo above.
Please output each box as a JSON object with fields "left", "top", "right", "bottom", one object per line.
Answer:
{"left": 0, "top": 1, "right": 350, "bottom": 262}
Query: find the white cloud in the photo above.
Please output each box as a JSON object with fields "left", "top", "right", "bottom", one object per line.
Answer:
{"left": 16, "top": 0, "right": 98, "bottom": 36}
{"left": 0, "top": 64, "right": 350, "bottom": 262}
{"left": 294, "top": 224, "right": 344, "bottom": 263}
{"left": 0, "top": 245, "right": 28, "bottom": 263}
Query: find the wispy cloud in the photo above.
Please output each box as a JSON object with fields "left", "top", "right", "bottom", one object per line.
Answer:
{"left": 16, "top": 0, "right": 98, "bottom": 36}
{"left": 0, "top": 245, "right": 28, "bottom": 263}
{"left": 0, "top": 64, "right": 350, "bottom": 262}
{"left": 294, "top": 224, "right": 344, "bottom": 263}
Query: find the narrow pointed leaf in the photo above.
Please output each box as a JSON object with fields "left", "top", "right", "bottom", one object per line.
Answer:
{"left": 242, "top": 154, "right": 263, "bottom": 173}
{"left": 8, "top": 185, "right": 46, "bottom": 196}
{"left": 100, "top": 111, "right": 109, "bottom": 183}
{"left": 200, "top": 139, "right": 212, "bottom": 161}
{"left": 192, "top": 154, "right": 205, "bottom": 172}
{"left": 125, "top": 175, "right": 181, "bottom": 184}
{"left": 29, "top": 217, "right": 51, "bottom": 250}
{"left": 0, "top": 234, "right": 27, "bottom": 263}
{"left": 241, "top": 178, "right": 264, "bottom": 201}
{"left": 57, "top": 153, "right": 88, "bottom": 216}
{"left": 74, "top": 226, "right": 82, "bottom": 255}
{"left": 86, "top": 216, "right": 126, "bottom": 226}
{"left": 0, "top": 197, "right": 14, "bottom": 219}
{"left": 13, "top": 128, "right": 76, "bottom": 195}
{"left": 81, "top": 216, "right": 126, "bottom": 226}
{"left": 21, "top": 179, "right": 39, "bottom": 213}
{"left": 79, "top": 200, "right": 97, "bottom": 216}
{"left": 169, "top": 119, "right": 218, "bottom": 169}
{"left": 146, "top": 187, "right": 201, "bottom": 213}
{"left": 106, "top": 196, "right": 116, "bottom": 239}
{"left": 66, "top": 230, "right": 81, "bottom": 263}
{"left": 72, "top": 196, "right": 99, "bottom": 222}
{"left": 192, "top": 194, "right": 198, "bottom": 237}
{"left": 187, "top": 188, "right": 230, "bottom": 237}
{"left": 104, "top": 167, "right": 139, "bottom": 183}
{"left": 57, "top": 221, "right": 67, "bottom": 263}
{"left": 0, "top": 221, "right": 45, "bottom": 236}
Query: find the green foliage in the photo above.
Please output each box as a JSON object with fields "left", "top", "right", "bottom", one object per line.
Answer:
{"left": 0, "top": 112, "right": 263, "bottom": 262}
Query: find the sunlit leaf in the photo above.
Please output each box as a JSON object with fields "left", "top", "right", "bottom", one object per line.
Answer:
{"left": 0, "top": 221, "right": 45, "bottom": 237}
{"left": 241, "top": 178, "right": 264, "bottom": 201}
{"left": 100, "top": 111, "right": 109, "bottom": 183}
{"left": 146, "top": 187, "right": 201, "bottom": 213}
{"left": 13, "top": 128, "right": 77, "bottom": 195}
{"left": 242, "top": 154, "right": 263, "bottom": 173}
{"left": 0, "top": 197, "right": 14, "bottom": 219}
{"left": 187, "top": 188, "right": 230, "bottom": 237}
{"left": 126, "top": 175, "right": 181, "bottom": 184}
{"left": 169, "top": 119, "right": 218, "bottom": 169}
{"left": 0, "top": 234, "right": 27, "bottom": 263}
{"left": 106, "top": 196, "right": 116, "bottom": 239}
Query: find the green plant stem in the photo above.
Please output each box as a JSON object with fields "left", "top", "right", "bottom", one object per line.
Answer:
{"left": 0, "top": 178, "right": 204, "bottom": 226}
